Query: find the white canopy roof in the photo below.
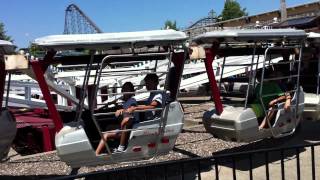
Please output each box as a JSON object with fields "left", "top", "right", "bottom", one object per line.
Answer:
{"left": 34, "top": 30, "right": 187, "bottom": 50}
{"left": 193, "top": 29, "right": 307, "bottom": 44}
{"left": 307, "top": 32, "right": 320, "bottom": 43}
{"left": 0, "top": 40, "right": 15, "bottom": 54}
{"left": 308, "top": 32, "right": 320, "bottom": 39}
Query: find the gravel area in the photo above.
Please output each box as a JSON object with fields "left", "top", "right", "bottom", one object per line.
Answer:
{"left": 0, "top": 101, "right": 303, "bottom": 177}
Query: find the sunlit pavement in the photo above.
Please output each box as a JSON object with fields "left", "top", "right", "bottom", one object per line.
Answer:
{"left": 199, "top": 120, "right": 320, "bottom": 180}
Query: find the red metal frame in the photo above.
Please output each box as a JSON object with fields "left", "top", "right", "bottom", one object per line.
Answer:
{"left": 2, "top": 55, "right": 58, "bottom": 152}
{"left": 204, "top": 45, "right": 223, "bottom": 115}
{"left": 41, "top": 125, "right": 53, "bottom": 151}
{"left": 30, "top": 51, "right": 63, "bottom": 132}
{"left": 13, "top": 109, "right": 56, "bottom": 151}
{"left": 30, "top": 57, "right": 63, "bottom": 132}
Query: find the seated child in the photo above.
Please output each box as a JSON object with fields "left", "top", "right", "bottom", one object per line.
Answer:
{"left": 96, "top": 82, "right": 137, "bottom": 155}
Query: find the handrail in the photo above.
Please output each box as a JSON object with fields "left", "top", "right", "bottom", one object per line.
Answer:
{"left": 97, "top": 90, "right": 168, "bottom": 97}
{"left": 94, "top": 108, "right": 163, "bottom": 116}
{"left": 101, "top": 128, "right": 144, "bottom": 134}
{"left": 260, "top": 89, "right": 296, "bottom": 98}
{"left": 223, "top": 63, "right": 259, "bottom": 67}
{"left": 263, "top": 75, "right": 299, "bottom": 82}
{"left": 100, "top": 71, "right": 168, "bottom": 76}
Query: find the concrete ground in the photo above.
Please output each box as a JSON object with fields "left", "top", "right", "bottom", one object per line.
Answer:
{"left": 198, "top": 119, "right": 320, "bottom": 180}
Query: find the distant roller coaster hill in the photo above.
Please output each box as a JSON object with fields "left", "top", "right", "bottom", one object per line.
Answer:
{"left": 185, "top": 1, "right": 320, "bottom": 38}
{"left": 64, "top": 4, "right": 103, "bottom": 34}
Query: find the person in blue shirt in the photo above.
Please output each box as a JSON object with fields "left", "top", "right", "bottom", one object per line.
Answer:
{"left": 96, "top": 82, "right": 138, "bottom": 155}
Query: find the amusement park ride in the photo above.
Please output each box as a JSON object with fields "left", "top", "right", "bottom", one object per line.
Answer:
{"left": 194, "top": 29, "right": 306, "bottom": 142}
{"left": 2, "top": 27, "right": 320, "bottom": 168}
{"left": 303, "top": 32, "right": 320, "bottom": 121}
{"left": 0, "top": 40, "right": 17, "bottom": 160}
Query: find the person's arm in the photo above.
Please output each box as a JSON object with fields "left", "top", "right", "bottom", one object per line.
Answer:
{"left": 126, "top": 100, "right": 159, "bottom": 113}
{"left": 269, "top": 95, "right": 286, "bottom": 107}
{"left": 284, "top": 92, "right": 291, "bottom": 111}
{"left": 115, "top": 108, "right": 124, "bottom": 117}
{"left": 268, "top": 92, "right": 291, "bottom": 107}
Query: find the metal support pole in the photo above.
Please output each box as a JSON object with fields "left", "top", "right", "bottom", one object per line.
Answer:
{"left": 219, "top": 57, "right": 226, "bottom": 90}
{"left": 245, "top": 43, "right": 257, "bottom": 108}
{"left": 30, "top": 60, "right": 63, "bottom": 132}
{"left": 317, "top": 50, "right": 320, "bottom": 95}
{"left": 5, "top": 72, "right": 11, "bottom": 107}
{"left": 0, "top": 58, "right": 6, "bottom": 108}
{"left": 204, "top": 46, "right": 223, "bottom": 115}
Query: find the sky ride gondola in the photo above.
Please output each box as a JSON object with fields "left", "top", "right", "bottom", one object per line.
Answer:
{"left": 33, "top": 29, "right": 188, "bottom": 168}
{"left": 192, "top": 29, "right": 307, "bottom": 142}
{"left": 0, "top": 40, "right": 17, "bottom": 160}
{"left": 302, "top": 32, "right": 320, "bottom": 121}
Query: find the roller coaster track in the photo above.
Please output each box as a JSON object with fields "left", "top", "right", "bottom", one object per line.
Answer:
{"left": 64, "top": 4, "right": 103, "bottom": 34}
{"left": 188, "top": 17, "right": 218, "bottom": 29}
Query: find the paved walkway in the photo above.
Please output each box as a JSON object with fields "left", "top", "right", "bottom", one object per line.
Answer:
{"left": 198, "top": 120, "right": 320, "bottom": 180}
{"left": 198, "top": 145, "right": 320, "bottom": 180}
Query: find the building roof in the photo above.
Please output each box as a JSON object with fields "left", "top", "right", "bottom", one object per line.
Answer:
{"left": 273, "top": 16, "right": 320, "bottom": 28}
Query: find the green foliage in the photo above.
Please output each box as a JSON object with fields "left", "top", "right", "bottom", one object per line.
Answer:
{"left": 164, "top": 20, "right": 179, "bottom": 30}
{"left": 221, "top": 0, "right": 248, "bottom": 21}
{"left": 0, "top": 21, "right": 13, "bottom": 42}
{"left": 29, "top": 43, "right": 45, "bottom": 57}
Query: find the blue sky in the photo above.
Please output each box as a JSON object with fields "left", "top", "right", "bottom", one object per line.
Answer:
{"left": 0, "top": 0, "right": 316, "bottom": 48}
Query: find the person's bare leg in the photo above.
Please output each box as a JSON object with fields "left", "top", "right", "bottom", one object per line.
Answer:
{"left": 259, "top": 107, "right": 276, "bottom": 129}
{"left": 119, "top": 126, "right": 127, "bottom": 147}
{"left": 96, "top": 132, "right": 118, "bottom": 155}
{"left": 96, "top": 133, "right": 109, "bottom": 155}
{"left": 118, "top": 117, "right": 132, "bottom": 152}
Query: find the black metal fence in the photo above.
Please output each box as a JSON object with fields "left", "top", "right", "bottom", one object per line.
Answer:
{"left": 54, "top": 142, "right": 320, "bottom": 180}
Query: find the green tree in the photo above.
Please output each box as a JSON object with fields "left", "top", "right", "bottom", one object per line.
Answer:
{"left": 29, "top": 43, "right": 40, "bottom": 56}
{"left": 221, "top": 0, "right": 248, "bottom": 21}
{"left": 164, "top": 20, "right": 179, "bottom": 30}
{"left": 0, "top": 22, "right": 13, "bottom": 42}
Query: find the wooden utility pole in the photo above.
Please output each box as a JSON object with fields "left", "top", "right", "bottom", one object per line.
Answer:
{"left": 280, "top": 0, "right": 287, "bottom": 22}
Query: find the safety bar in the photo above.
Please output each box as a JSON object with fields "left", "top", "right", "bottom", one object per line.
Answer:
{"left": 100, "top": 67, "right": 165, "bottom": 73}
{"left": 57, "top": 63, "right": 100, "bottom": 69}
{"left": 223, "top": 63, "right": 259, "bottom": 67}
{"left": 263, "top": 105, "right": 300, "bottom": 113}
{"left": 94, "top": 108, "right": 163, "bottom": 116}
{"left": 260, "top": 89, "right": 296, "bottom": 98}
{"left": 100, "top": 71, "right": 168, "bottom": 76}
{"left": 101, "top": 128, "right": 144, "bottom": 134}
{"left": 97, "top": 89, "right": 168, "bottom": 97}
{"left": 263, "top": 75, "right": 299, "bottom": 82}
{"left": 99, "top": 85, "right": 144, "bottom": 89}
{"left": 269, "top": 60, "right": 301, "bottom": 65}
{"left": 109, "top": 60, "right": 146, "bottom": 65}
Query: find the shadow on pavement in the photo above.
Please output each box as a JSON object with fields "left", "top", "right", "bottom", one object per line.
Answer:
{"left": 211, "top": 120, "right": 320, "bottom": 171}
